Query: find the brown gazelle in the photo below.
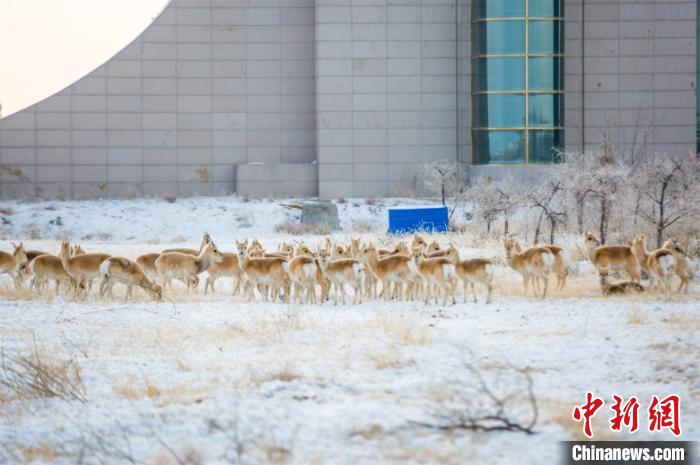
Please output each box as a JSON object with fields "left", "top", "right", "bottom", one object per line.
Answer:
{"left": 29, "top": 254, "right": 77, "bottom": 295}
{"left": 539, "top": 244, "right": 570, "bottom": 291}
{"left": 60, "top": 241, "right": 110, "bottom": 295}
{"left": 410, "top": 248, "right": 456, "bottom": 306}
{"left": 155, "top": 240, "right": 224, "bottom": 292}
{"left": 411, "top": 235, "right": 427, "bottom": 253}
{"left": 502, "top": 238, "right": 554, "bottom": 299}
{"left": 358, "top": 245, "right": 412, "bottom": 301}
{"left": 236, "top": 240, "right": 290, "bottom": 302}
{"left": 0, "top": 243, "right": 28, "bottom": 287}
{"left": 317, "top": 249, "right": 365, "bottom": 305}
{"left": 599, "top": 274, "right": 644, "bottom": 296}
{"left": 584, "top": 231, "right": 641, "bottom": 283}
{"left": 287, "top": 246, "right": 319, "bottom": 304}
{"left": 646, "top": 247, "right": 677, "bottom": 300}
{"left": 444, "top": 246, "right": 494, "bottom": 304}
{"left": 204, "top": 250, "right": 244, "bottom": 295}
{"left": 663, "top": 240, "right": 693, "bottom": 293}
{"left": 17, "top": 249, "right": 50, "bottom": 284}
{"left": 100, "top": 257, "right": 163, "bottom": 302}
{"left": 136, "top": 253, "right": 161, "bottom": 282}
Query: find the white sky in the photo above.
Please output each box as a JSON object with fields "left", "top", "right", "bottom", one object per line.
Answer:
{"left": 0, "top": 0, "right": 169, "bottom": 118}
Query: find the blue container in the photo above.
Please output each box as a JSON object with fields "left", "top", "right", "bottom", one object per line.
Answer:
{"left": 388, "top": 205, "right": 449, "bottom": 234}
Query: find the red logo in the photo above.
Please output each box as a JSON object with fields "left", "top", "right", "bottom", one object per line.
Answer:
{"left": 572, "top": 393, "right": 682, "bottom": 438}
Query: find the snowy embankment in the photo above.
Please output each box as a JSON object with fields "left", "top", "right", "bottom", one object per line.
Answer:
{"left": 0, "top": 195, "right": 697, "bottom": 465}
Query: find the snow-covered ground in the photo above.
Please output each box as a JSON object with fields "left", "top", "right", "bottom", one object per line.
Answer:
{"left": 0, "top": 196, "right": 697, "bottom": 465}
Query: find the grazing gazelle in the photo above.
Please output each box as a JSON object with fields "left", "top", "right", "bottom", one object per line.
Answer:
{"left": 410, "top": 248, "right": 456, "bottom": 306}
{"left": 317, "top": 249, "right": 365, "bottom": 305}
{"left": 17, "top": 249, "right": 50, "bottom": 284}
{"left": 502, "top": 238, "right": 554, "bottom": 299}
{"left": 444, "top": 246, "right": 494, "bottom": 304}
{"left": 236, "top": 240, "right": 290, "bottom": 302}
{"left": 0, "top": 242, "right": 28, "bottom": 288}
{"left": 662, "top": 240, "right": 693, "bottom": 293}
{"left": 60, "top": 240, "right": 110, "bottom": 295}
{"left": 99, "top": 257, "right": 163, "bottom": 302}
{"left": 584, "top": 231, "right": 641, "bottom": 283}
{"left": 155, "top": 240, "right": 224, "bottom": 292}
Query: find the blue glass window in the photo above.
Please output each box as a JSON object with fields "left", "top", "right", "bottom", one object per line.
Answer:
{"left": 474, "top": 131, "right": 526, "bottom": 164}
{"left": 477, "top": 21, "right": 525, "bottom": 55}
{"left": 474, "top": 57, "right": 525, "bottom": 91}
{"left": 475, "top": 0, "right": 525, "bottom": 18}
{"left": 472, "top": 0, "right": 564, "bottom": 164}
{"left": 528, "top": 21, "right": 563, "bottom": 54}
{"left": 475, "top": 94, "right": 526, "bottom": 127}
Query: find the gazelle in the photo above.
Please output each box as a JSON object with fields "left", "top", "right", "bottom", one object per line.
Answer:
{"left": 60, "top": 241, "right": 110, "bottom": 295}
{"left": 358, "top": 245, "right": 412, "bottom": 301}
{"left": 444, "top": 246, "right": 494, "bottom": 304}
{"left": 411, "top": 235, "right": 427, "bottom": 253}
{"left": 236, "top": 240, "right": 290, "bottom": 302}
{"left": 539, "top": 244, "right": 571, "bottom": 291}
{"left": 99, "top": 257, "right": 162, "bottom": 302}
{"left": 17, "top": 249, "right": 50, "bottom": 284}
{"left": 599, "top": 274, "right": 645, "bottom": 296}
{"left": 287, "top": 247, "right": 319, "bottom": 304}
{"left": 155, "top": 240, "right": 224, "bottom": 292}
{"left": 662, "top": 240, "right": 693, "bottom": 293}
{"left": 584, "top": 231, "right": 641, "bottom": 283}
{"left": 29, "top": 254, "right": 78, "bottom": 295}
{"left": 646, "top": 247, "right": 677, "bottom": 300}
{"left": 410, "top": 248, "right": 456, "bottom": 306}
{"left": 136, "top": 253, "right": 161, "bottom": 282}
{"left": 502, "top": 238, "right": 554, "bottom": 299}
{"left": 204, "top": 251, "right": 244, "bottom": 295}
{"left": 317, "top": 249, "right": 365, "bottom": 305}
{"left": 0, "top": 243, "right": 28, "bottom": 288}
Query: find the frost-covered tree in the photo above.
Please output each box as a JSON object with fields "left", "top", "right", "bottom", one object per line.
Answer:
{"left": 467, "top": 175, "right": 522, "bottom": 235}
{"left": 632, "top": 151, "right": 700, "bottom": 248}
{"left": 420, "top": 159, "right": 469, "bottom": 205}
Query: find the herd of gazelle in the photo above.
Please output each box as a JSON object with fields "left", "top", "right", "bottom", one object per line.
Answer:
{"left": 0, "top": 230, "right": 692, "bottom": 303}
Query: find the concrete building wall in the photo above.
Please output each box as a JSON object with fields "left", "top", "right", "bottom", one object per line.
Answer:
{"left": 0, "top": 0, "right": 696, "bottom": 198}
{"left": 0, "top": 0, "right": 318, "bottom": 198}
{"left": 315, "top": 0, "right": 459, "bottom": 198}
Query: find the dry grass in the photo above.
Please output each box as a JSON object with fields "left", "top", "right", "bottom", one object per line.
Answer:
{"left": 113, "top": 373, "right": 162, "bottom": 400}
{"left": 274, "top": 221, "right": 331, "bottom": 236}
{"left": 349, "top": 424, "right": 384, "bottom": 440}
{"left": 0, "top": 345, "right": 86, "bottom": 402}
{"left": 544, "top": 399, "right": 620, "bottom": 441}
{"left": 378, "top": 317, "right": 431, "bottom": 346}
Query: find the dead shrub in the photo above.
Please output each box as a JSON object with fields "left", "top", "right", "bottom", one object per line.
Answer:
{"left": 0, "top": 345, "right": 86, "bottom": 402}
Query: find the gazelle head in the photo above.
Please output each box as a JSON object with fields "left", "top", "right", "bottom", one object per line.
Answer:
{"left": 410, "top": 247, "right": 425, "bottom": 266}
{"left": 427, "top": 240, "right": 441, "bottom": 253}
{"left": 663, "top": 239, "right": 686, "bottom": 256}
{"left": 411, "top": 234, "right": 427, "bottom": 251}
{"left": 279, "top": 242, "right": 293, "bottom": 254}
{"left": 502, "top": 237, "right": 520, "bottom": 260}
{"left": 71, "top": 244, "right": 85, "bottom": 256}
{"left": 358, "top": 244, "right": 376, "bottom": 262}
{"left": 150, "top": 283, "right": 164, "bottom": 301}
{"left": 350, "top": 237, "right": 360, "bottom": 252}
{"left": 236, "top": 240, "right": 249, "bottom": 261}
{"left": 444, "top": 244, "right": 460, "bottom": 263}
{"left": 295, "top": 243, "right": 313, "bottom": 257}
{"left": 11, "top": 242, "right": 27, "bottom": 265}
{"left": 60, "top": 240, "right": 71, "bottom": 259}
{"left": 332, "top": 244, "right": 348, "bottom": 260}
{"left": 583, "top": 231, "right": 600, "bottom": 250}
{"left": 204, "top": 241, "right": 225, "bottom": 263}
{"left": 392, "top": 241, "right": 409, "bottom": 256}
{"left": 317, "top": 248, "right": 331, "bottom": 269}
